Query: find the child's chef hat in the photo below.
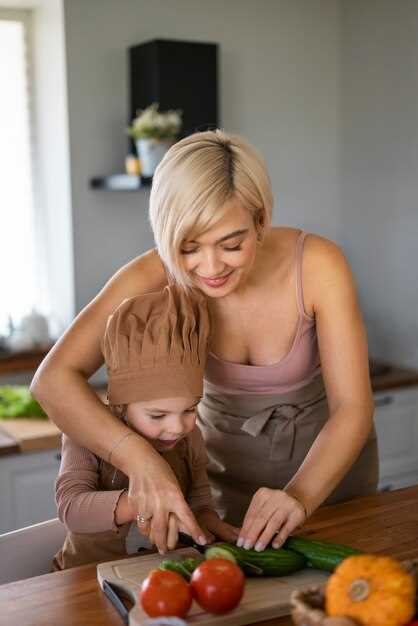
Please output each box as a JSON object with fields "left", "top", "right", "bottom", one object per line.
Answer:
{"left": 102, "top": 285, "right": 210, "bottom": 403}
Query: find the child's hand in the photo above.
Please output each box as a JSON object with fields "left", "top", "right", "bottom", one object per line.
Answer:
{"left": 195, "top": 509, "right": 240, "bottom": 544}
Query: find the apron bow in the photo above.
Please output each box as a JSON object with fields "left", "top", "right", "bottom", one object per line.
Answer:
{"left": 241, "top": 403, "right": 302, "bottom": 461}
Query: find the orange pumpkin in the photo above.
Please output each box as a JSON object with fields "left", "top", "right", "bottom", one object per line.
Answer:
{"left": 325, "top": 555, "right": 416, "bottom": 626}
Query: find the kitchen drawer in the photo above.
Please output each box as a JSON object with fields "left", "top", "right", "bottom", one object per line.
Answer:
{"left": 0, "top": 448, "right": 61, "bottom": 533}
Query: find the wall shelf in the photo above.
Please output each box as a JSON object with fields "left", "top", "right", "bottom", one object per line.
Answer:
{"left": 89, "top": 174, "right": 152, "bottom": 191}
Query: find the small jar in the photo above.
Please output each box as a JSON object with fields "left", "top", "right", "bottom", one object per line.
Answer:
{"left": 125, "top": 154, "right": 141, "bottom": 176}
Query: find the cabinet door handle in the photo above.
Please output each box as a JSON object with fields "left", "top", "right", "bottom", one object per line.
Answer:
{"left": 375, "top": 395, "right": 394, "bottom": 407}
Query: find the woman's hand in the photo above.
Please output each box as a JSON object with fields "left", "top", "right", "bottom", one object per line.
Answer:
{"left": 195, "top": 509, "right": 240, "bottom": 544}
{"left": 127, "top": 450, "right": 208, "bottom": 554}
{"left": 237, "top": 488, "right": 307, "bottom": 552}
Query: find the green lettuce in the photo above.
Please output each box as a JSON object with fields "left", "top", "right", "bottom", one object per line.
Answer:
{"left": 0, "top": 386, "right": 47, "bottom": 419}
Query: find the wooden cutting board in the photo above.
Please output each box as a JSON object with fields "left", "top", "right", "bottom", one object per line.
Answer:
{"left": 97, "top": 547, "right": 329, "bottom": 625}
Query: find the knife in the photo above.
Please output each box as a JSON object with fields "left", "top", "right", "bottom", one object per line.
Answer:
{"left": 103, "top": 579, "right": 188, "bottom": 626}
{"left": 102, "top": 579, "right": 129, "bottom": 624}
{"left": 177, "top": 531, "right": 206, "bottom": 553}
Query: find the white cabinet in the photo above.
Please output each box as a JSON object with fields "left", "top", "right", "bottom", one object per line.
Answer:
{"left": 0, "top": 449, "right": 61, "bottom": 533}
{"left": 374, "top": 386, "right": 418, "bottom": 491}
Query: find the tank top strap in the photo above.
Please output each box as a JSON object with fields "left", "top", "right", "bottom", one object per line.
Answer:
{"left": 295, "top": 231, "right": 313, "bottom": 321}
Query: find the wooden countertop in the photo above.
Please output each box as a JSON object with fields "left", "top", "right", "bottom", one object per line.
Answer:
{"left": 0, "top": 428, "right": 19, "bottom": 456}
{"left": 0, "top": 388, "right": 107, "bottom": 457}
{"left": 371, "top": 362, "right": 418, "bottom": 392}
{"left": 0, "top": 485, "right": 417, "bottom": 626}
{"left": 1, "top": 362, "right": 417, "bottom": 458}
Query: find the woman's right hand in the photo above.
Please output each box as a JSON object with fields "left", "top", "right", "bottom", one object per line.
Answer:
{"left": 127, "top": 448, "right": 208, "bottom": 554}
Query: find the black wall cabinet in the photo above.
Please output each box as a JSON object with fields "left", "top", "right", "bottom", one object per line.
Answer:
{"left": 129, "top": 38, "right": 219, "bottom": 136}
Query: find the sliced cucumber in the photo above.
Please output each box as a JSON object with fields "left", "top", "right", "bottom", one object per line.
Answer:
{"left": 205, "top": 542, "right": 306, "bottom": 577}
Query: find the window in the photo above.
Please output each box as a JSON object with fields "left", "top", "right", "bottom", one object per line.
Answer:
{"left": 0, "top": 5, "right": 73, "bottom": 345}
{"left": 0, "top": 9, "right": 47, "bottom": 333}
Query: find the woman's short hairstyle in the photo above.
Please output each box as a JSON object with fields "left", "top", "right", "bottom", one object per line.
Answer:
{"left": 149, "top": 129, "right": 273, "bottom": 288}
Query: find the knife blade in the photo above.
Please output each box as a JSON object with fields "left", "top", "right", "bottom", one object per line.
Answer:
{"left": 102, "top": 578, "right": 129, "bottom": 624}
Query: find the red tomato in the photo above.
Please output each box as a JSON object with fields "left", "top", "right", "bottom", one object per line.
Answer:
{"left": 140, "top": 569, "right": 193, "bottom": 618}
{"left": 190, "top": 558, "right": 245, "bottom": 614}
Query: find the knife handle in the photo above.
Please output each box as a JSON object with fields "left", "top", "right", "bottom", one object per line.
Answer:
{"left": 178, "top": 532, "right": 206, "bottom": 553}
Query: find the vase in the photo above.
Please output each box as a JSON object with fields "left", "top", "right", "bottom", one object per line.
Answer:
{"left": 135, "top": 138, "right": 174, "bottom": 177}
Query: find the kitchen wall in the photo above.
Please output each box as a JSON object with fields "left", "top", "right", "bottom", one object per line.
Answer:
{"left": 341, "top": 0, "right": 418, "bottom": 367}
{"left": 63, "top": 0, "right": 341, "bottom": 312}
{"left": 6, "top": 0, "right": 417, "bottom": 383}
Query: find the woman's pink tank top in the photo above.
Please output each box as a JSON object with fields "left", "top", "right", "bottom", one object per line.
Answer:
{"left": 205, "top": 231, "right": 321, "bottom": 395}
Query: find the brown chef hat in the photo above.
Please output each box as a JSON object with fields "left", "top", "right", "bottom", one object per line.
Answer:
{"left": 101, "top": 285, "right": 210, "bottom": 404}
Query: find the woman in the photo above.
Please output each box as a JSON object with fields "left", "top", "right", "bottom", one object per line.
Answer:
{"left": 31, "top": 130, "right": 378, "bottom": 554}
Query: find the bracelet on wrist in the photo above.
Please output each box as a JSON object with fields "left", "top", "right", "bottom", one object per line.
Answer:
{"left": 108, "top": 430, "right": 135, "bottom": 465}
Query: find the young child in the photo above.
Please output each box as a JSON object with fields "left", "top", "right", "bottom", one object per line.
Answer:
{"left": 53, "top": 286, "right": 238, "bottom": 570}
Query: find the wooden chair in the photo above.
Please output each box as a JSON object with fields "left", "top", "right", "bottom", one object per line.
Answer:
{"left": 0, "top": 518, "right": 66, "bottom": 584}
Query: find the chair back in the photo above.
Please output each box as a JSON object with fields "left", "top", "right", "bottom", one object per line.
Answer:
{"left": 0, "top": 518, "right": 66, "bottom": 584}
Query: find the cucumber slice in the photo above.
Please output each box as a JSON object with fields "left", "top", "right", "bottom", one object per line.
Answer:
{"left": 205, "top": 546, "right": 263, "bottom": 576}
{"left": 205, "top": 546, "right": 238, "bottom": 564}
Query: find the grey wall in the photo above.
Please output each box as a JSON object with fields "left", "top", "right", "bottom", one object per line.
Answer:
{"left": 341, "top": 0, "right": 418, "bottom": 367}
{"left": 63, "top": 0, "right": 341, "bottom": 311}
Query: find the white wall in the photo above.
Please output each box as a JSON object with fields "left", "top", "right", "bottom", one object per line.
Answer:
{"left": 341, "top": 0, "right": 418, "bottom": 367}
{"left": 63, "top": 0, "right": 341, "bottom": 311}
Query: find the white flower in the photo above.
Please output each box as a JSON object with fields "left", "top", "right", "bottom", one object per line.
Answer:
{"left": 128, "top": 103, "right": 183, "bottom": 140}
{"left": 165, "top": 111, "right": 181, "bottom": 128}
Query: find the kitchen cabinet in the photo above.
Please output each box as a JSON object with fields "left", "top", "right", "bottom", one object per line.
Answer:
{"left": 0, "top": 448, "right": 60, "bottom": 533}
{"left": 374, "top": 386, "right": 418, "bottom": 491}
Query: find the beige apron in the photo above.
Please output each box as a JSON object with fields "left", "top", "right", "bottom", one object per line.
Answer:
{"left": 198, "top": 375, "right": 379, "bottom": 526}
{"left": 53, "top": 440, "right": 192, "bottom": 570}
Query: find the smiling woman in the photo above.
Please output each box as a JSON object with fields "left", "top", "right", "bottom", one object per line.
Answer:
{"left": 149, "top": 131, "right": 272, "bottom": 290}
{"left": 32, "top": 129, "right": 377, "bottom": 556}
{"left": 180, "top": 210, "right": 257, "bottom": 294}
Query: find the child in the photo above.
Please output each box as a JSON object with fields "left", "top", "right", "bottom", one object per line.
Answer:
{"left": 53, "top": 286, "right": 238, "bottom": 570}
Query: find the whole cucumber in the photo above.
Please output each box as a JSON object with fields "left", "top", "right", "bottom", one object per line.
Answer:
{"left": 284, "top": 536, "right": 362, "bottom": 572}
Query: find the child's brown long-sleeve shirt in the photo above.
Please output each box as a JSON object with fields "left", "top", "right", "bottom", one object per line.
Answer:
{"left": 54, "top": 425, "right": 214, "bottom": 569}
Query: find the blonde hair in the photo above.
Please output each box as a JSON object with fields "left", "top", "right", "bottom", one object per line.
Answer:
{"left": 149, "top": 129, "right": 273, "bottom": 288}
